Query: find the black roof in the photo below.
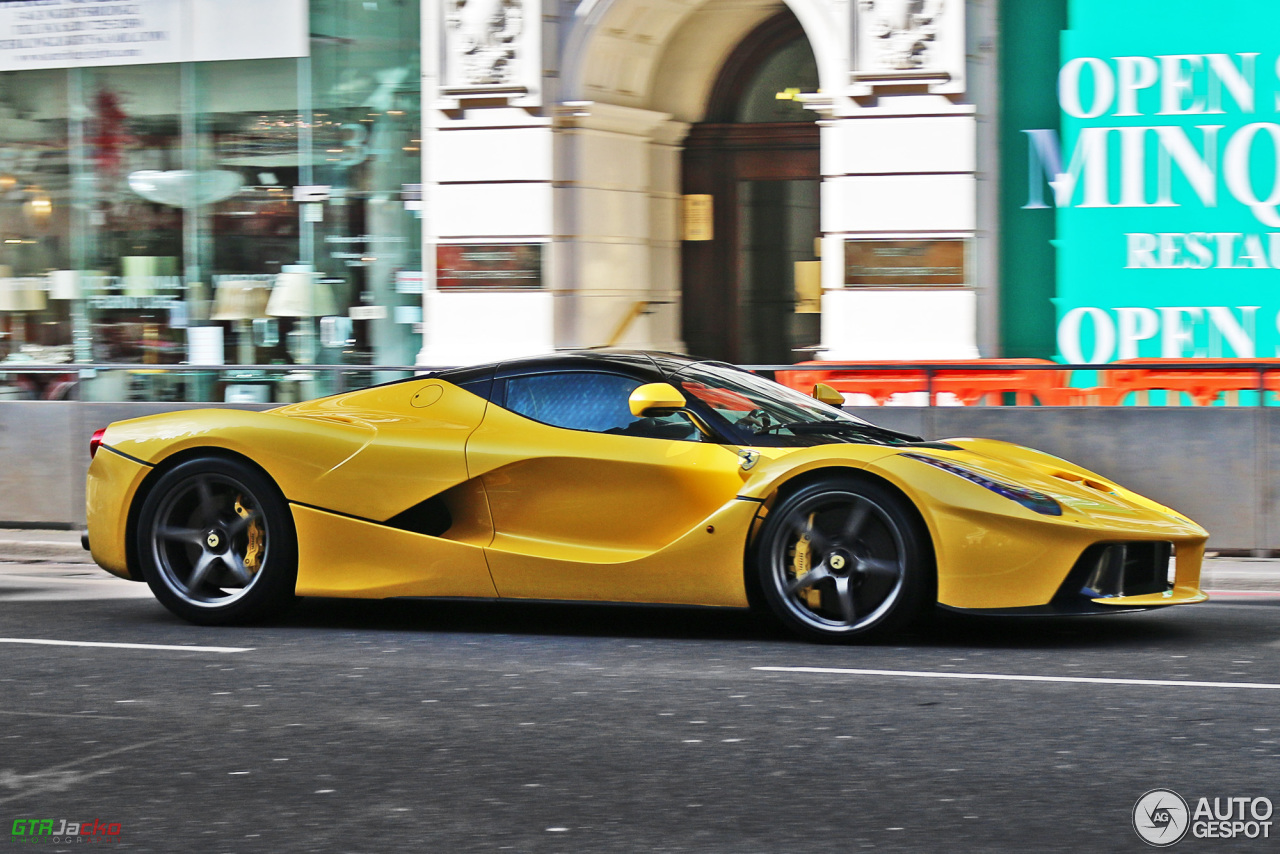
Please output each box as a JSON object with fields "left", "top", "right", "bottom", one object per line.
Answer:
{"left": 436, "top": 349, "right": 730, "bottom": 384}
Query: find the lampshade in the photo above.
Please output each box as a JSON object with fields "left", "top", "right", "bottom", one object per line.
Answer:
{"left": 48, "top": 270, "right": 81, "bottom": 300}
{"left": 266, "top": 271, "right": 338, "bottom": 317}
{"left": 122, "top": 256, "right": 178, "bottom": 297}
{"left": 0, "top": 277, "right": 46, "bottom": 312}
{"left": 0, "top": 276, "right": 15, "bottom": 312}
{"left": 211, "top": 280, "right": 271, "bottom": 321}
{"left": 128, "top": 170, "right": 243, "bottom": 207}
{"left": 22, "top": 278, "right": 47, "bottom": 312}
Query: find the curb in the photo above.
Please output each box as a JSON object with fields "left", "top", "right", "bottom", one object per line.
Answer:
{"left": 0, "top": 530, "right": 93, "bottom": 565}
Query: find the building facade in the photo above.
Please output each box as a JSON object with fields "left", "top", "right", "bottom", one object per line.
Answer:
{"left": 420, "top": 0, "right": 991, "bottom": 366}
{"left": 0, "top": 0, "right": 1272, "bottom": 402}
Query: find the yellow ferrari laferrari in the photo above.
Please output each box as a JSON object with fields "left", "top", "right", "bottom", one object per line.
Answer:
{"left": 84, "top": 351, "right": 1208, "bottom": 641}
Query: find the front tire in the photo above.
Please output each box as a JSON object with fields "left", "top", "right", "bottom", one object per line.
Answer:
{"left": 137, "top": 456, "right": 297, "bottom": 625}
{"left": 755, "top": 477, "right": 932, "bottom": 642}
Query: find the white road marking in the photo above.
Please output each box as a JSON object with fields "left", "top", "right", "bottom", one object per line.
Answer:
{"left": 753, "top": 666, "right": 1280, "bottom": 691}
{"left": 0, "top": 638, "right": 252, "bottom": 654}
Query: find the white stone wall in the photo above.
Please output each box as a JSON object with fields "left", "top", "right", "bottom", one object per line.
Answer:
{"left": 817, "top": 101, "right": 979, "bottom": 360}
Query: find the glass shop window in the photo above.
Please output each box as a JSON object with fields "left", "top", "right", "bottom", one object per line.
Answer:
{"left": 0, "top": 0, "right": 423, "bottom": 403}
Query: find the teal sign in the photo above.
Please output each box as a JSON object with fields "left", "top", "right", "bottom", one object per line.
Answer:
{"left": 1029, "top": 0, "right": 1280, "bottom": 362}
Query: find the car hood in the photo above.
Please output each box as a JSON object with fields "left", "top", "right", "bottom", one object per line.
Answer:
{"left": 908, "top": 437, "right": 1195, "bottom": 524}
{"left": 737, "top": 436, "right": 1203, "bottom": 534}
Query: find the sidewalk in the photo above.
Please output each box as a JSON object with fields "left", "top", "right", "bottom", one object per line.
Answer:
{"left": 1, "top": 527, "right": 1277, "bottom": 592}
{"left": 0, "top": 528, "right": 91, "bottom": 564}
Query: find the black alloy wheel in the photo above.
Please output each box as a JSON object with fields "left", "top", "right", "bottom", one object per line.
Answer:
{"left": 137, "top": 456, "right": 297, "bottom": 625}
{"left": 756, "top": 477, "right": 932, "bottom": 641}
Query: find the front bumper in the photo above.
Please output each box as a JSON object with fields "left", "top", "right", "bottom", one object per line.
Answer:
{"left": 938, "top": 539, "right": 1207, "bottom": 615}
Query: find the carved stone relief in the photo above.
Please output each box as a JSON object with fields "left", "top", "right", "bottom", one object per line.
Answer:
{"left": 445, "top": 0, "right": 524, "bottom": 87}
{"left": 856, "top": 0, "right": 946, "bottom": 72}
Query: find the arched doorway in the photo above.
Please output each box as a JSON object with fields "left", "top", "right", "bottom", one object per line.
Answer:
{"left": 681, "top": 10, "right": 820, "bottom": 364}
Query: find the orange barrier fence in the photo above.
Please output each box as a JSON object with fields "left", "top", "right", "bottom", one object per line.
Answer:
{"left": 778, "top": 359, "right": 1084, "bottom": 406}
{"left": 1091, "top": 358, "right": 1280, "bottom": 406}
{"left": 774, "top": 359, "right": 1280, "bottom": 406}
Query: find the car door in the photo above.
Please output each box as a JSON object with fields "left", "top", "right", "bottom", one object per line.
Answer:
{"left": 465, "top": 368, "right": 748, "bottom": 603}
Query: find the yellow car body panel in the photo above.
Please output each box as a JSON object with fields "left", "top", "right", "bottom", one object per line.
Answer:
{"left": 84, "top": 356, "right": 1209, "bottom": 621}
{"left": 292, "top": 505, "right": 498, "bottom": 599}
{"left": 1095, "top": 587, "right": 1209, "bottom": 607}
{"left": 96, "top": 380, "right": 486, "bottom": 523}
{"left": 482, "top": 499, "right": 760, "bottom": 606}
{"left": 467, "top": 403, "right": 751, "bottom": 602}
{"left": 85, "top": 447, "right": 151, "bottom": 580}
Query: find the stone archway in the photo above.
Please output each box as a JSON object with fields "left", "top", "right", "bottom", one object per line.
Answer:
{"left": 562, "top": 0, "right": 842, "bottom": 115}
{"left": 552, "top": 0, "right": 838, "bottom": 352}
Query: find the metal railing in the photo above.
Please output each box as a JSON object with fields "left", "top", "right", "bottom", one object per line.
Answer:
{"left": 1, "top": 359, "right": 1280, "bottom": 405}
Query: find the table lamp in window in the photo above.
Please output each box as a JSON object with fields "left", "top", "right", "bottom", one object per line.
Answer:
{"left": 48, "top": 270, "right": 103, "bottom": 363}
{"left": 211, "top": 280, "right": 271, "bottom": 366}
{"left": 0, "top": 275, "right": 47, "bottom": 357}
{"left": 266, "top": 266, "right": 337, "bottom": 365}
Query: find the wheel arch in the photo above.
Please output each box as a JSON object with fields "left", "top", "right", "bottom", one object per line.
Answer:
{"left": 125, "top": 446, "right": 292, "bottom": 583}
{"left": 742, "top": 464, "right": 938, "bottom": 609}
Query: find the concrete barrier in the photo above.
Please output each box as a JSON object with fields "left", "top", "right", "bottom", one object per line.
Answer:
{"left": 2, "top": 402, "right": 1272, "bottom": 552}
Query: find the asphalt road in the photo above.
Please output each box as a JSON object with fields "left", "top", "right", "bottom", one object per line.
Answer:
{"left": 1, "top": 561, "right": 1278, "bottom": 852}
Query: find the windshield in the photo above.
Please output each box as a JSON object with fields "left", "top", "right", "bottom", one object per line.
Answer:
{"left": 671, "top": 363, "right": 915, "bottom": 447}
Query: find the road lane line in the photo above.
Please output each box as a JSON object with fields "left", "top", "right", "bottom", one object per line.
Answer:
{"left": 0, "top": 637, "right": 252, "bottom": 653}
{"left": 753, "top": 666, "right": 1280, "bottom": 690}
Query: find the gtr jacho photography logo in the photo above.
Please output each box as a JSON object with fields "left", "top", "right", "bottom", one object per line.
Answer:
{"left": 1133, "top": 789, "right": 1275, "bottom": 845}
{"left": 10, "top": 817, "right": 122, "bottom": 843}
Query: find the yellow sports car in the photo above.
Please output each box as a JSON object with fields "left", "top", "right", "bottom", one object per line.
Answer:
{"left": 84, "top": 351, "right": 1208, "bottom": 641}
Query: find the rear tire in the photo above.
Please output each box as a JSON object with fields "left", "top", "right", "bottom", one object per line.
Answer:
{"left": 755, "top": 477, "right": 932, "bottom": 642}
{"left": 137, "top": 456, "right": 297, "bottom": 625}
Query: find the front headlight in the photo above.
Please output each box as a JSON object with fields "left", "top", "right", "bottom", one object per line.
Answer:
{"left": 902, "top": 453, "right": 1063, "bottom": 516}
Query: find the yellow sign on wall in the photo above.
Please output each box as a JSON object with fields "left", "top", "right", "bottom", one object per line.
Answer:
{"left": 794, "top": 261, "right": 821, "bottom": 313}
{"left": 682, "top": 195, "right": 714, "bottom": 241}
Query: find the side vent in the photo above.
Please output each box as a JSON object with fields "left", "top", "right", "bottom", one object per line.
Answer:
{"left": 385, "top": 496, "right": 452, "bottom": 537}
{"left": 1052, "top": 472, "right": 1116, "bottom": 494}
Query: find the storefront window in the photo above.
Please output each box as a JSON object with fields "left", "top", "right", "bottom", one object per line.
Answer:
{"left": 0, "top": 0, "right": 421, "bottom": 401}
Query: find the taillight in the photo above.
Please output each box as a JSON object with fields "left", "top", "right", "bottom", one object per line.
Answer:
{"left": 89, "top": 427, "right": 107, "bottom": 459}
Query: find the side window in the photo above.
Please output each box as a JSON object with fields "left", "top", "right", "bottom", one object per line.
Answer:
{"left": 502, "top": 372, "right": 700, "bottom": 441}
{"left": 454, "top": 376, "right": 494, "bottom": 400}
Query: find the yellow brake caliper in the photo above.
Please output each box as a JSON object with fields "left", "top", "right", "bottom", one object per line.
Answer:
{"left": 234, "top": 496, "right": 264, "bottom": 575}
{"left": 790, "top": 514, "right": 822, "bottom": 609}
